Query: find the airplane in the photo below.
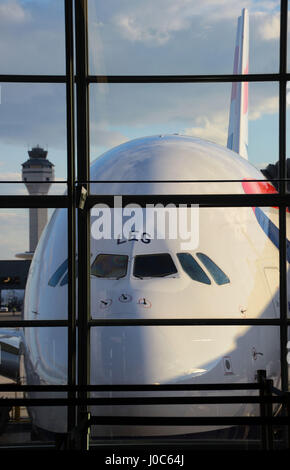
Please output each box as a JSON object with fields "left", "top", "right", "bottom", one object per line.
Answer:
{"left": 0, "top": 8, "right": 288, "bottom": 442}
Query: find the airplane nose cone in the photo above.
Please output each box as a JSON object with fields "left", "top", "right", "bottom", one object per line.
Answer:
{"left": 89, "top": 324, "right": 246, "bottom": 438}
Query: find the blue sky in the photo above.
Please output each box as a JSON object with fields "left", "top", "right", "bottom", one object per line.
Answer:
{"left": 0, "top": 0, "right": 289, "bottom": 258}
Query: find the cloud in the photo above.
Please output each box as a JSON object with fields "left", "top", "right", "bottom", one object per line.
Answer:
{"left": 0, "top": 171, "right": 21, "bottom": 180}
{"left": 249, "top": 95, "right": 279, "bottom": 120}
{"left": 112, "top": 0, "right": 254, "bottom": 45}
{"left": 0, "top": 1, "right": 282, "bottom": 165}
{"left": 113, "top": 0, "right": 193, "bottom": 45}
{"left": 90, "top": 121, "right": 129, "bottom": 150}
{"left": 182, "top": 88, "right": 278, "bottom": 146}
{"left": 0, "top": 211, "right": 25, "bottom": 218}
{"left": 0, "top": 0, "right": 65, "bottom": 74}
{"left": 0, "top": 0, "right": 30, "bottom": 25}
{"left": 111, "top": 0, "right": 280, "bottom": 48}
{"left": 253, "top": 11, "right": 280, "bottom": 40}
{"left": 183, "top": 112, "right": 228, "bottom": 146}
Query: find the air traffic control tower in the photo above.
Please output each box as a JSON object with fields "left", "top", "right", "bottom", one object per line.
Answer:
{"left": 16, "top": 145, "right": 54, "bottom": 260}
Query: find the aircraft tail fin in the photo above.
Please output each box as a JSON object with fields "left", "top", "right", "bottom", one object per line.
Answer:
{"left": 227, "top": 8, "right": 249, "bottom": 160}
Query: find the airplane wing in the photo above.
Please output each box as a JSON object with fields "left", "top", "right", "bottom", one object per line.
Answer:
{"left": 227, "top": 8, "right": 249, "bottom": 160}
{"left": 0, "top": 330, "right": 23, "bottom": 382}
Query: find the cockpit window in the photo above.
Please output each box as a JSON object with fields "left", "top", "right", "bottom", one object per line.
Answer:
{"left": 133, "top": 253, "right": 177, "bottom": 278}
{"left": 177, "top": 253, "right": 211, "bottom": 285}
{"left": 91, "top": 254, "right": 128, "bottom": 279}
{"left": 196, "top": 253, "right": 230, "bottom": 285}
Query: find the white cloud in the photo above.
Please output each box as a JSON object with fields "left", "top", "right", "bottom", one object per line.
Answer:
{"left": 0, "top": 171, "right": 21, "bottom": 180}
{"left": 183, "top": 112, "right": 228, "bottom": 146}
{"left": 249, "top": 95, "right": 278, "bottom": 120}
{"left": 0, "top": 0, "right": 30, "bottom": 24}
{"left": 90, "top": 121, "right": 129, "bottom": 149}
{"left": 0, "top": 211, "right": 25, "bottom": 218}
{"left": 112, "top": 0, "right": 258, "bottom": 45}
{"left": 253, "top": 11, "right": 280, "bottom": 41}
{"left": 182, "top": 91, "right": 278, "bottom": 146}
{"left": 113, "top": 0, "right": 194, "bottom": 45}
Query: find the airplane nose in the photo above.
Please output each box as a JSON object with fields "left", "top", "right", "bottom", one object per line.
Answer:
{"left": 88, "top": 324, "right": 245, "bottom": 438}
{"left": 90, "top": 325, "right": 160, "bottom": 384}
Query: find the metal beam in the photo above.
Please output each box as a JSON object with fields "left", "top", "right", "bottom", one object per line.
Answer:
{"left": 75, "top": 0, "right": 90, "bottom": 451}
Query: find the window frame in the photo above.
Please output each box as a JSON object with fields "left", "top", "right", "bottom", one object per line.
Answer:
{"left": 91, "top": 253, "right": 129, "bottom": 279}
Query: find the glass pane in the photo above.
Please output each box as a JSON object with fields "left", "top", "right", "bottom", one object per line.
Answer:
{"left": 0, "top": 83, "right": 67, "bottom": 195}
{"left": 0, "top": 208, "right": 68, "bottom": 320}
{"left": 90, "top": 206, "right": 280, "bottom": 319}
{"left": 0, "top": 327, "right": 68, "bottom": 448}
{"left": 0, "top": 0, "right": 65, "bottom": 75}
{"left": 89, "top": 325, "right": 280, "bottom": 445}
{"left": 89, "top": 82, "right": 279, "bottom": 193}
{"left": 88, "top": 0, "right": 280, "bottom": 75}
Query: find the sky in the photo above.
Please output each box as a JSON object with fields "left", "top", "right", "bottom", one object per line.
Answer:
{"left": 0, "top": 0, "right": 289, "bottom": 258}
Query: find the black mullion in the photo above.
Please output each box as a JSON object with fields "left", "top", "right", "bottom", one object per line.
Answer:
{"left": 0, "top": 194, "right": 289, "bottom": 209}
{"left": 0, "top": 321, "right": 67, "bottom": 327}
{"left": 278, "top": 0, "right": 288, "bottom": 394}
{"left": 65, "top": 0, "right": 77, "bottom": 438}
{"left": 86, "top": 193, "right": 290, "bottom": 208}
{"left": 0, "top": 75, "right": 66, "bottom": 83}
{"left": 0, "top": 195, "right": 68, "bottom": 208}
{"left": 1, "top": 73, "right": 290, "bottom": 85}
{"left": 75, "top": 0, "right": 90, "bottom": 450}
{"left": 87, "top": 73, "right": 289, "bottom": 84}
{"left": 0, "top": 383, "right": 261, "bottom": 392}
{"left": 88, "top": 319, "right": 287, "bottom": 327}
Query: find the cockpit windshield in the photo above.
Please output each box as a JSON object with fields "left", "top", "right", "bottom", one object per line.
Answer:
{"left": 177, "top": 253, "right": 211, "bottom": 285}
{"left": 196, "top": 253, "right": 230, "bottom": 285}
{"left": 177, "top": 252, "right": 230, "bottom": 285}
{"left": 91, "top": 254, "right": 128, "bottom": 279}
{"left": 133, "top": 253, "right": 177, "bottom": 278}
